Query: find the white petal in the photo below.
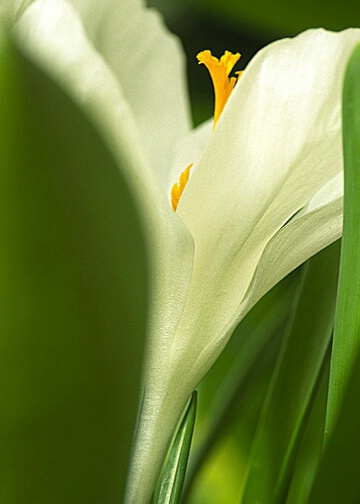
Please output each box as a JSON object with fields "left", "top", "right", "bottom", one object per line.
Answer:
{"left": 13, "top": 0, "right": 188, "bottom": 232}
{"left": 241, "top": 176, "right": 343, "bottom": 317}
{"left": 14, "top": 4, "right": 196, "bottom": 502}
{"left": 68, "top": 0, "right": 192, "bottom": 187}
{"left": 14, "top": 0, "right": 196, "bottom": 370}
{"left": 177, "top": 28, "right": 360, "bottom": 350}
{"left": 14, "top": 0, "right": 147, "bottom": 180}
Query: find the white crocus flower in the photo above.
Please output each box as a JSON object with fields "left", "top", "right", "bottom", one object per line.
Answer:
{"left": 7, "top": 0, "right": 360, "bottom": 501}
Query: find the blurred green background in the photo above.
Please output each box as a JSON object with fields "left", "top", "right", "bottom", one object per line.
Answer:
{"left": 149, "top": 0, "right": 360, "bottom": 125}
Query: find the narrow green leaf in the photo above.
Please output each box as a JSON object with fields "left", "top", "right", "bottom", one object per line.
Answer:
{"left": 326, "top": 43, "right": 360, "bottom": 435}
{"left": 307, "top": 44, "right": 360, "bottom": 504}
{"left": 285, "top": 351, "right": 330, "bottom": 504}
{"left": 153, "top": 392, "right": 197, "bottom": 504}
{"left": 239, "top": 241, "right": 340, "bottom": 504}
{"left": 0, "top": 35, "right": 147, "bottom": 503}
{"left": 307, "top": 346, "right": 360, "bottom": 503}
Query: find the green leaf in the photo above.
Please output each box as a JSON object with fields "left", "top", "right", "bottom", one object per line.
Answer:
{"left": 152, "top": 392, "right": 197, "bottom": 504}
{"left": 307, "top": 347, "right": 360, "bottom": 503}
{"left": 239, "top": 241, "right": 340, "bottom": 504}
{"left": 285, "top": 352, "right": 330, "bottom": 504}
{"left": 0, "top": 34, "right": 147, "bottom": 503}
{"left": 326, "top": 43, "right": 360, "bottom": 435}
{"left": 307, "top": 44, "right": 360, "bottom": 504}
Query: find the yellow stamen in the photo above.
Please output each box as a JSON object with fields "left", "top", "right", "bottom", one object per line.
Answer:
{"left": 170, "top": 50, "right": 241, "bottom": 211}
{"left": 171, "top": 163, "right": 193, "bottom": 211}
{"left": 197, "top": 50, "right": 241, "bottom": 129}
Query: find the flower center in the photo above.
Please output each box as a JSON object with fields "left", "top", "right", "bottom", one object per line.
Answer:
{"left": 170, "top": 50, "right": 241, "bottom": 212}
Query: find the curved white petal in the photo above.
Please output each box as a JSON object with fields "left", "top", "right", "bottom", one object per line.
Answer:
{"left": 177, "top": 28, "right": 360, "bottom": 353}
{"left": 13, "top": 0, "right": 196, "bottom": 354}
{"left": 14, "top": 0, "right": 146, "bottom": 177}
{"left": 14, "top": 8, "right": 195, "bottom": 504}
{"left": 241, "top": 172, "right": 343, "bottom": 318}
{"left": 68, "top": 0, "right": 192, "bottom": 186}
